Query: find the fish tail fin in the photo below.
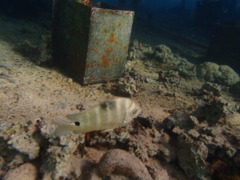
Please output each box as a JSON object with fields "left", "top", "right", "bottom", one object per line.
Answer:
{"left": 54, "top": 124, "right": 75, "bottom": 137}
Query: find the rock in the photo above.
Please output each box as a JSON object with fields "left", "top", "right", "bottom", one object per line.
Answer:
{"left": 188, "top": 129, "right": 200, "bottom": 139}
{"left": 41, "top": 173, "right": 53, "bottom": 180}
{"left": 0, "top": 156, "right": 5, "bottom": 169}
{"left": 3, "top": 163, "right": 38, "bottom": 180}
{"left": 200, "top": 82, "right": 222, "bottom": 96}
{"left": 193, "top": 96, "right": 230, "bottom": 126}
{"left": 225, "top": 112, "right": 240, "bottom": 130}
{"left": 177, "top": 135, "right": 210, "bottom": 180}
{"left": 196, "top": 62, "right": 240, "bottom": 86}
{"left": 96, "top": 149, "right": 152, "bottom": 180}
{"left": 163, "top": 112, "right": 196, "bottom": 132}
{"left": 157, "top": 144, "right": 177, "bottom": 163}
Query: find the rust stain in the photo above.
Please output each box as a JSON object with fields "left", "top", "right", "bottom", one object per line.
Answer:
{"left": 85, "top": 62, "right": 96, "bottom": 69}
{"left": 100, "top": 55, "right": 110, "bottom": 67}
{"left": 105, "top": 48, "right": 112, "bottom": 54}
{"left": 88, "top": 74, "right": 93, "bottom": 82}
{"left": 118, "top": 23, "right": 122, "bottom": 27}
{"left": 84, "top": 0, "right": 90, "bottom": 6}
{"left": 113, "top": 59, "right": 119, "bottom": 65}
{"left": 108, "top": 33, "right": 115, "bottom": 43}
{"left": 123, "top": 46, "right": 128, "bottom": 49}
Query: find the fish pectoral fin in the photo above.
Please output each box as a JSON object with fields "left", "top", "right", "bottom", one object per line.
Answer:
{"left": 100, "top": 128, "right": 115, "bottom": 133}
{"left": 124, "top": 114, "right": 131, "bottom": 123}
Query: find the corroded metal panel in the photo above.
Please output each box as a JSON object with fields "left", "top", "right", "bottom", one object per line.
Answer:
{"left": 52, "top": 0, "right": 91, "bottom": 81}
{"left": 52, "top": 0, "right": 134, "bottom": 84}
{"left": 84, "top": 5, "right": 134, "bottom": 84}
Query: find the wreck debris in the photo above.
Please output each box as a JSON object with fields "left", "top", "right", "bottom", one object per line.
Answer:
{"left": 52, "top": 0, "right": 134, "bottom": 84}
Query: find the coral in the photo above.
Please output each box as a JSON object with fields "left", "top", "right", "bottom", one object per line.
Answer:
{"left": 96, "top": 149, "right": 152, "bottom": 180}
{"left": 126, "top": 59, "right": 159, "bottom": 81}
{"left": 218, "top": 65, "right": 240, "bottom": 85}
{"left": 193, "top": 89, "right": 231, "bottom": 125}
{"left": 0, "top": 118, "right": 85, "bottom": 180}
{"left": 153, "top": 45, "right": 196, "bottom": 79}
{"left": 196, "top": 62, "right": 240, "bottom": 86}
{"left": 117, "top": 77, "right": 138, "bottom": 97}
{"left": 154, "top": 45, "right": 174, "bottom": 63}
{"left": 39, "top": 121, "right": 85, "bottom": 180}
{"left": 176, "top": 57, "right": 197, "bottom": 79}
{"left": 117, "top": 71, "right": 139, "bottom": 97}
{"left": 128, "top": 40, "right": 153, "bottom": 60}
{"left": 0, "top": 120, "right": 43, "bottom": 160}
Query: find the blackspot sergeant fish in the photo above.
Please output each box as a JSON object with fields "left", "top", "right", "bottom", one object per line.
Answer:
{"left": 55, "top": 98, "right": 141, "bottom": 136}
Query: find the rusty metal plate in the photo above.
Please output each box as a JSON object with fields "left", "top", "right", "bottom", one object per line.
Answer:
{"left": 52, "top": 1, "right": 134, "bottom": 84}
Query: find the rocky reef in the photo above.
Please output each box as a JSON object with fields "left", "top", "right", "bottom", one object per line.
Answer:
{"left": 15, "top": 35, "right": 52, "bottom": 65}
{"left": 0, "top": 39, "right": 240, "bottom": 180}
{"left": 0, "top": 119, "right": 85, "bottom": 180}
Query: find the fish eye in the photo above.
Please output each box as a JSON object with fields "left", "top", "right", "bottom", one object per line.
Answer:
{"left": 75, "top": 121, "right": 80, "bottom": 126}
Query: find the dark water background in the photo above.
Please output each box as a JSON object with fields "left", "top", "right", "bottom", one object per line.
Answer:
{"left": 0, "top": 0, "right": 240, "bottom": 73}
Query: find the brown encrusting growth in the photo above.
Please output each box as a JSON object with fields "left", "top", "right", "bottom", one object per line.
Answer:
{"left": 96, "top": 149, "right": 152, "bottom": 180}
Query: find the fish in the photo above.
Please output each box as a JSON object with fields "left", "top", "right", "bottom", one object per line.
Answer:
{"left": 55, "top": 98, "right": 141, "bottom": 136}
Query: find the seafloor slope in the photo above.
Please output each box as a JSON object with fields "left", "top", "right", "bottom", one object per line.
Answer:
{"left": 0, "top": 14, "right": 240, "bottom": 180}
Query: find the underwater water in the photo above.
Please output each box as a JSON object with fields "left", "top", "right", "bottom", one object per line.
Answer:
{"left": 0, "top": 0, "right": 240, "bottom": 180}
